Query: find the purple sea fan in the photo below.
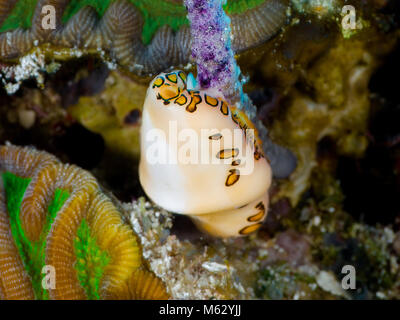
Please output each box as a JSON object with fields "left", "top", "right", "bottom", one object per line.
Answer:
{"left": 185, "top": 0, "right": 242, "bottom": 104}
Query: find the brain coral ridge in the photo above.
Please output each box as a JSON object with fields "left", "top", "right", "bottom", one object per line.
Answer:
{"left": 0, "top": 144, "right": 168, "bottom": 300}
{"left": 0, "top": 0, "right": 289, "bottom": 75}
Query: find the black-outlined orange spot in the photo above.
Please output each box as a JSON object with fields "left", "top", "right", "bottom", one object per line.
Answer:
{"left": 152, "top": 77, "right": 164, "bottom": 88}
{"left": 225, "top": 169, "right": 240, "bottom": 186}
{"left": 254, "top": 146, "right": 264, "bottom": 160}
{"left": 186, "top": 90, "right": 202, "bottom": 113}
{"left": 205, "top": 94, "right": 219, "bottom": 107}
{"left": 255, "top": 202, "right": 265, "bottom": 211}
{"left": 239, "top": 223, "right": 262, "bottom": 235}
{"left": 157, "top": 86, "right": 181, "bottom": 105}
{"left": 248, "top": 211, "right": 265, "bottom": 222}
{"left": 231, "top": 112, "right": 239, "bottom": 124}
{"left": 231, "top": 159, "right": 241, "bottom": 166}
{"left": 220, "top": 100, "right": 229, "bottom": 115}
{"left": 178, "top": 71, "right": 186, "bottom": 83}
{"left": 217, "top": 148, "right": 239, "bottom": 159}
{"left": 174, "top": 94, "right": 188, "bottom": 106}
{"left": 156, "top": 93, "right": 170, "bottom": 105}
{"left": 248, "top": 202, "right": 266, "bottom": 222}
{"left": 209, "top": 133, "right": 222, "bottom": 140}
{"left": 232, "top": 111, "right": 248, "bottom": 130}
{"left": 166, "top": 73, "right": 178, "bottom": 83}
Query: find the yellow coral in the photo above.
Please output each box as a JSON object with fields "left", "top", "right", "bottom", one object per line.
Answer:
{"left": 0, "top": 144, "right": 168, "bottom": 300}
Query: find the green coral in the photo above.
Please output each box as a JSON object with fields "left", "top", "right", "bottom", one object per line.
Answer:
{"left": 62, "top": 0, "right": 111, "bottom": 20}
{"left": 61, "top": 0, "right": 187, "bottom": 45}
{"left": 0, "top": 0, "right": 268, "bottom": 44}
{"left": 2, "top": 172, "right": 70, "bottom": 300}
{"left": 224, "top": 0, "right": 265, "bottom": 14}
{"left": 0, "top": 0, "right": 38, "bottom": 33}
{"left": 62, "top": 0, "right": 267, "bottom": 44}
{"left": 74, "top": 219, "right": 110, "bottom": 300}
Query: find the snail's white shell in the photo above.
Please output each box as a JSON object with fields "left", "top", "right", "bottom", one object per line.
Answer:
{"left": 139, "top": 71, "right": 272, "bottom": 237}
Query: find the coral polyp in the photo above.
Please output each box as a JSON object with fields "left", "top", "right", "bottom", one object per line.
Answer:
{"left": 0, "top": 0, "right": 289, "bottom": 75}
{"left": 0, "top": 144, "right": 168, "bottom": 300}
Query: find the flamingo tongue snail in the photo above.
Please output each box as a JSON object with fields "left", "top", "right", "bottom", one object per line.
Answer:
{"left": 139, "top": 71, "right": 272, "bottom": 237}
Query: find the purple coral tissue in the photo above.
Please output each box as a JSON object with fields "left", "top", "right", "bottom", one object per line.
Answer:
{"left": 185, "top": 0, "right": 241, "bottom": 103}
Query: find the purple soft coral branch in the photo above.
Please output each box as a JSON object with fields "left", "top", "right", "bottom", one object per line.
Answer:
{"left": 185, "top": 0, "right": 298, "bottom": 178}
{"left": 184, "top": 0, "right": 241, "bottom": 104}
